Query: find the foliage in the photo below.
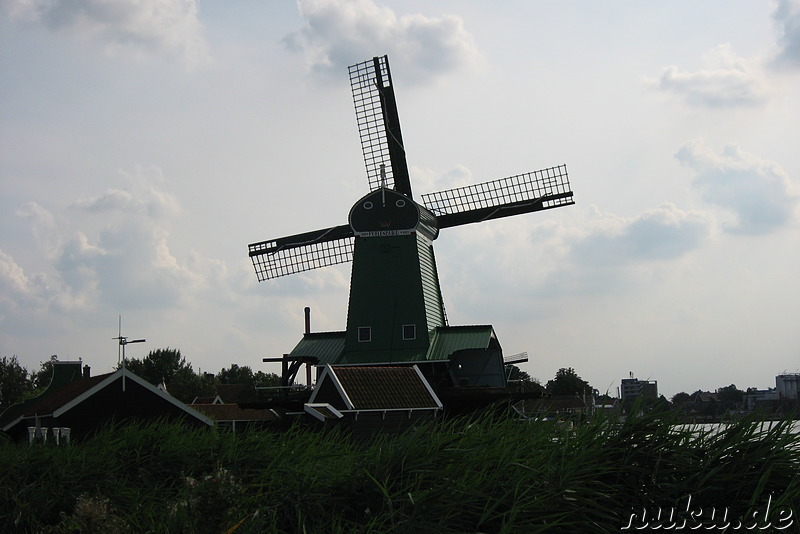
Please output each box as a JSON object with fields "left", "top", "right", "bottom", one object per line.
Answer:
{"left": 546, "top": 367, "right": 592, "bottom": 397}
{"left": 506, "top": 365, "right": 544, "bottom": 394}
{"left": 217, "top": 364, "right": 281, "bottom": 389}
{"left": 717, "top": 383, "right": 744, "bottom": 410}
{"left": 2, "top": 412, "right": 798, "bottom": 533}
{"left": 0, "top": 355, "right": 32, "bottom": 410}
{"left": 40, "top": 494, "right": 130, "bottom": 534}
{"left": 671, "top": 391, "right": 691, "bottom": 405}
{"left": 123, "top": 348, "right": 214, "bottom": 403}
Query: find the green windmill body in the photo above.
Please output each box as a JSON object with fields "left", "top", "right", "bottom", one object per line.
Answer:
{"left": 248, "top": 56, "right": 574, "bottom": 399}
{"left": 343, "top": 187, "right": 444, "bottom": 364}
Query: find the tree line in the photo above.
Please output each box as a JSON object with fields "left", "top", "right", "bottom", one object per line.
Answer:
{"left": 1, "top": 351, "right": 757, "bottom": 415}
{"left": 0, "top": 350, "right": 281, "bottom": 407}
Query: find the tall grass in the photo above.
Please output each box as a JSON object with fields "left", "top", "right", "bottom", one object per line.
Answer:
{"left": 1, "top": 411, "right": 798, "bottom": 533}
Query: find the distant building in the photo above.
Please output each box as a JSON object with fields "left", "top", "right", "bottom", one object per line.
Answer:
{"left": 776, "top": 374, "right": 800, "bottom": 400}
{"left": 189, "top": 383, "right": 278, "bottom": 432}
{"left": 620, "top": 375, "right": 658, "bottom": 402}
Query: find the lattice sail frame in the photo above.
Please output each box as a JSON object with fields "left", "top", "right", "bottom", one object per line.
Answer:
{"left": 249, "top": 238, "right": 354, "bottom": 281}
{"left": 349, "top": 56, "right": 396, "bottom": 192}
{"left": 421, "top": 165, "right": 572, "bottom": 217}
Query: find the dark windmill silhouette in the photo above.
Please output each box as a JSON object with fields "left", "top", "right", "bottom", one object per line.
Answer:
{"left": 249, "top": 56, "right": 574, "bottom": 405}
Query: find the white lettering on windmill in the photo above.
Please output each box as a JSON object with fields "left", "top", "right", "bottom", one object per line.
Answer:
{"left": 356, "top": 229, "right": 414, "bottom": 237}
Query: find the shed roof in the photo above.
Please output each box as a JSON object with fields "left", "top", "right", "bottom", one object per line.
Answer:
{"left": 426, "top": 325, "right": 498, "bottom": 361}
{"left": 289, "top": 331, "right": 346, "bottom": 365}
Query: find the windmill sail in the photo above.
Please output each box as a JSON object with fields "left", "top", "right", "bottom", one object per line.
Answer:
{"left": 421, "top": 165, "right": 574, "bottom": 229}
{"left": 349, "top": 56, "right": 412, "bottom": 197}
{"left": 248, "top": 225, "right": 354, "bottom": 281}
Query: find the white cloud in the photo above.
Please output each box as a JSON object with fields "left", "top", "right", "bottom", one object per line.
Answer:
{"left": 70, "top": 167, "right": 182, "bottom": 220}
{"left": 676, "top": 139, "right": 799, "bottom": 235}
{"left": 10, "top": 168, "right": 211, "bottom": 314}
{"left": 284, "top": 0, "right": 480, "bottom": 83}
{"left": 648, "top": 44, "right": 769, "bottom": 108}
{"left": 15, "top": 201, "right": 64, "bottom": 261}
{"left": 772, "top": 0, "right": 800, "bottom": 68}
{"left": 1, "top": 0, "right": 210, "bottom": 68}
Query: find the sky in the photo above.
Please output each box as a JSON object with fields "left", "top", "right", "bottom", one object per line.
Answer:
{"left": 1, "top": 0, "right": 798, "bottom": 398}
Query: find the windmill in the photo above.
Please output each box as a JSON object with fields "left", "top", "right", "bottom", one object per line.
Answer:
{"left": 249, "top": 56, "right": 574, "bottom": 402}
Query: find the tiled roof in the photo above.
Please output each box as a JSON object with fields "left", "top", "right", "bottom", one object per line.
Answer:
{"left": 22, "top": 373, "right": 113, "bottom": 416}
{"left": 331, "top": 366, "right": 440, "bottom": 410}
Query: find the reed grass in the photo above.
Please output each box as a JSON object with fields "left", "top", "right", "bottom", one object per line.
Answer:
{"left": 1, "top": 411, "right": 798, "bottom": 533}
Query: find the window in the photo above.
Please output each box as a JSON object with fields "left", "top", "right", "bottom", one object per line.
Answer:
{"left": 402, "top": 324, "right": 416, "bottom": 340}
{"left": 358, "top": 326, "right": 372, "bottom": 342}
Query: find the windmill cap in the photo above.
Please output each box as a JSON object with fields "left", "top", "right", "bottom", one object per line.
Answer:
{"left": 349, "top": 189, "right": 438, "bottom": 240}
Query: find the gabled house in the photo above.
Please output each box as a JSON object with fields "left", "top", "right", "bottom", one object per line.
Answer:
{"left": 305, "top": 364, "right": 442, "bottom": 437}
{"left": 189, "top": 403, "right": 278, "bottom": 433}
{"left": 189, "top": 383, "right": 278, "bottom": 432}
{"left": 0, "top": 360, "right": 212, "bottom": 443}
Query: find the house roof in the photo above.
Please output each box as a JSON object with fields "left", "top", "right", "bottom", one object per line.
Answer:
{"left": 214, "top": 383, "right": 259, "bottom": 404}
{"left": 2, "top": 367, "right": 213, "bottom": 432}
{"left": 693, "top": 391, "right": 721, "bottom": 403}
{"left": 309, "top": 365, "right": 442, "bottom": 411}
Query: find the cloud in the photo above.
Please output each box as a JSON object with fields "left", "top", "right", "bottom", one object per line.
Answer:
{"left": 772, "top": 0, "right": 800, "bottom": 68}
{"left": 540, "top": 204, "right": 712, "bottom": 298}
{"left": 70, "top": 167, "right": 182, "bottom": 220}
{"left": 1, "top": 0, "right": 210, "bottom": 68}
{"left": 648, "top": 44, "right": 769, "bottom": 108}
{"left": 438, "top": 202, "right": 712, "bottom": 326}
{"left": 284, "top": 0, "right": 480, "bottom": 83}
{"left": 9, "top": 167, "right": 212, "bottom": 315}
{"left": 676, "top": 139, "right": 799, "bottom": 235}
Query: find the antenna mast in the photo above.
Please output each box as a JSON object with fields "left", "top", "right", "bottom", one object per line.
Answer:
{"left": 113, "top": 315, "right": 146, "bottom": 366}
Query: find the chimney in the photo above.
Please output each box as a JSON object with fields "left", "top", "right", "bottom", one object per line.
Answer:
{"left": 83, "top": 365, "right": 91, "bottom": 379}
{"left": 304, "top": 307, "right": 311, "bottom": 334}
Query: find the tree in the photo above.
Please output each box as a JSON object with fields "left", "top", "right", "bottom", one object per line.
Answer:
{"left": 717, "top": 384, "right": 744, "bottom": 411}
{"left": 124, "top": 348, "right": 213, "bottom": 404}
{"left": 29, "top": 357, "right": 57, "bottom": 392}
{"left": 217, "top": 364, "right": 256, "bottom": 386}
{"left": 0, "top": 355, "right": 32, "bottom": 409}
{"left": 545, "top": 367, "right": 592, "bottom": 397}
{"left": 506, "top": 365, "right": 545, "bottom": 395}
{"left": 671, "top": 391, "right": 691, "bottom": 406}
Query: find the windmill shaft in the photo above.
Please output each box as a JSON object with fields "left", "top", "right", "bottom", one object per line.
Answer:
{"left": 437, "top": 192, "right": 574, "bottom": 228}
{"left": 373, "top": 57, "right": 412, "bottom": 198}
{"left": 248, "top": 224, "right": 353, "bottom": 257}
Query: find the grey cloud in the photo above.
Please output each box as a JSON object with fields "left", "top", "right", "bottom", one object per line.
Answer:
{"left": 772, "top": 0, "right": 800, "bottom": 68}
{"left": 676, "top": 140, "right": 798, "bottom": 235}
{"left": 567, "top": 204, "right": 710, "bottom": 269}
{"left": 285, "top": 0, "right": 480, "bottom": 83}
{"left": 2, "top": 0, "right": 210, "bottom": 68}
